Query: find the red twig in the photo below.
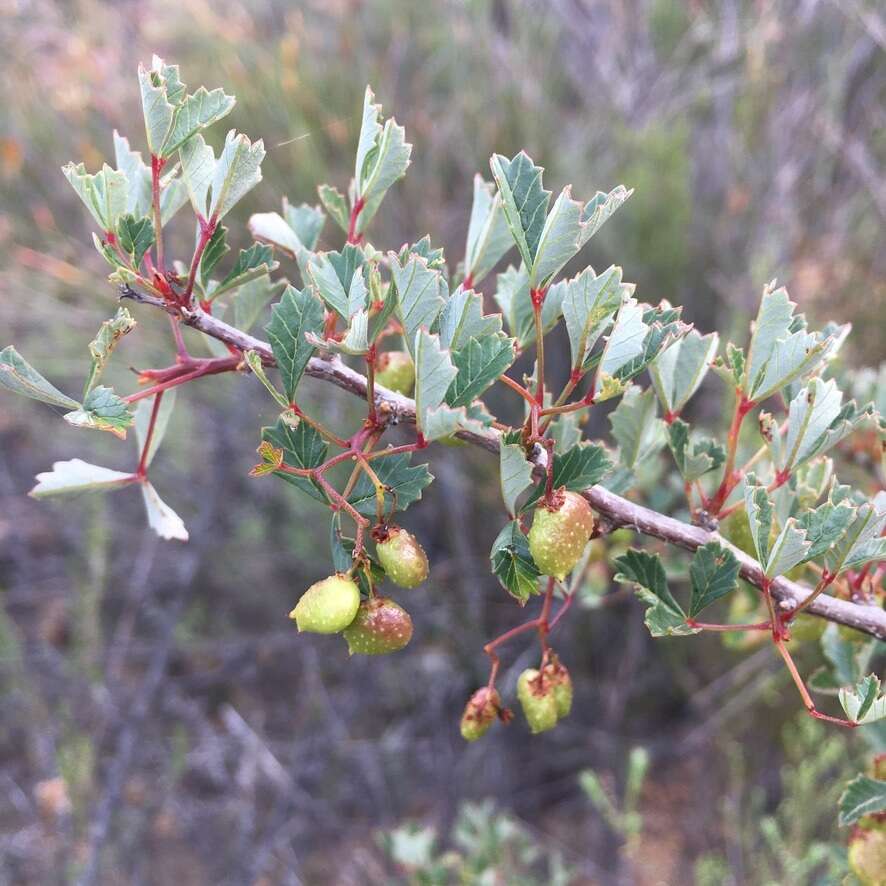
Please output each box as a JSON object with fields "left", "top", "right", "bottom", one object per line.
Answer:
{"left": 135, "top": 392, "right": 163, "bottom": 478}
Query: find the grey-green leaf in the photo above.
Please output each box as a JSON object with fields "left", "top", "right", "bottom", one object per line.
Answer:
{"left": 264, "top": 285, "right": 325, "bottom": 402}
{"left": 0, "top": 346, "right": 81, "bottom": 410}
{"left": 688, "top": 542, "right": 740, "bottom": 618}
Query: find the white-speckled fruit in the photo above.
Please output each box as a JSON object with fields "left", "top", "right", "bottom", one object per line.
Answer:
{"left": 342, "top": 596, "right": 413, "bottom": 655}
{"left": 460, "top": 687, "right": 501, "bottom": 741}
{"left": 528, "top": 490, "right": 595, "bottom": 580}
{"left": 290, "top": 575, "right": 360, "bottom": 634}
{"left": 376, "top": 528, "right": 429, "bottom": 589}
{"left": 516, "top": 668, "right": 558, "bottom": 734}
{"left": 544, "top": 657, "right": 573, "bottom": 719}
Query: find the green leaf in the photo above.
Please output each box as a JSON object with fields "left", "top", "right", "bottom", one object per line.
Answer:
{"left": 308, "top": 310, "right": 369, "bottom": 356}
{"left": 838, "top": 775, "right": 886, "bottom": 826}
{"left": 609, "top": 385, "right": 667, "bottom": 469}
{"left": 765, "top": 518, "right": 811, "bottom": 578}
{"left": 390, "top": 255, "right": 448, "bottom": 360}
{"left": 308, "top": 245, "right": 365, "bottom": 319}
{"left": 199, "top": 223, "right": 229, "bottom": 285}
{"left": 208, "top": 130, "right": 265, "bottom": 220}
{"left": 796, "top": 501, "right": 856, "bottom": 561}
{"left": 62, "top": 162, "right": 129, "bottom": 232}
{"left": 264, "top": 285, "right": 325, "bottom": 402}
{"left": 561, "top": 265, "right": 624, "bottom": 372}
{"left": 445, "top": 333, "right": 515, "bottom": 408}
{"left": 413, "top": 329, "right": 458, "bottom": 439}
{"left": 593, "top": 298, "right": 648, "bottom": 400}
{"left": 489, "top": 151, "right": 550, "bottom": 272}
{"left": 500, "top": 442, "right": 534, "bottom": 517}
{"left": 688, "top": 542, "right": 740, "bottom": 618}
{"left": 141, "top": 481, "right": 188, "bottom": 541}
{"left": 522, "top": 443, "right": 611, "bottom": 510}
{"left": 318, "top": 183, "right": 349, "bottom": 232}
{"left": 159, "top": 86, "right": 236, "bottom": 157}
{"left": 0, "top": 346, "right": 81, "bottom": 409}
{"left": 667, "top": 419, "right": 725, "bottom": 482}
{"left": 115, "top": 214, "right": 154, "bottom": 269}
{"left": 840, "top": 675, "right": 886, "bottom": 725}
{"left": 398, "top": 235, "right": 445, "bottom": 271}
{"left": 348, "top": 453, "right": 432, "bottom": 517}
{"left": 826, "top": 492, "right": 886, "bottom": 576}
{"left": 578, "top": 186, "right": 633, "bottom": 246}
{"left": 493, "top": 265, "right": 565, "bottom": 347}
{"left": 261, "top": 417, "right": 328, "bottom": 502}
{"left": 83, "top": 307, "right": 137, "bottom": 395}
{"left": 490, "top": 521, "right": 541, "bottom": 603}
{"left": 64, "top": 386, "right": 135, "bottom": 439}
{"left": 159, "top": 175, "right": 188, "bottom": 225}
{"left": 464, "top": 174, "right": 513, "bottom": 285}
{"left": 113, "top": 131, "right": 152, "bottom": 217}
{"left": 133, "top": 390, "right": 176, "bottom": 469}
{"left": 233, "top": 275, "right": 285, "bottom": 333}
{"left": 283, "top": 200, "right": 325, "bottom": 251}
{"left": 180, "top": 134, "right": 216, "bottom": 218}
{"left": 138, "top": 58, "right": 177, "bottom": 156}
{"left": 213, "top": 243, "right": 278, "bottom": 298}
{"left": 614, "top": 549, "right": 697, "bottom": 637}
{"left": 649, "top": 330, "right": 719, "bottom": 416}
{"left": 743, "top": 473, "right": 773, "bottom": 567}
{"left": 437, "top": 286, "right": 502, "bottom": 352}
{"left": 530, "top": 186, "right": 584, "bottom": 287}
{"left": 354, "top": 87, "right": 412, "bottom": 233}
{"left": 29, "top": 459, "right": 135, "bottom": 498}
{"left": 243, "top": 351, "right": 288, "bottom": 409}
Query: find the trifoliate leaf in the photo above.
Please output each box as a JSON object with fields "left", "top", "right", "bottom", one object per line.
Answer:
{"left": 0, "top": 346, "right": 80, "bottom": 409}
{"left": 445, "top": 333, "right": 515, "bottom": 408}
{"left": 826, "top": 492, "right": 886, "bottom": 575}
{"left": 839, "top": 775, "right": 886, "bottom": 826}
{"left": 138, "top": 59, "right": 177, "bottom": 156}
{"left": 500, "top": 441, "right": 534, "bottom": 517}
{"left": 264, "top": 285, "right": 325, "bottom": 401}
{"left": 795, "top": 500, "right": 856, "bottom": 561}
{"left": 688, "top": 542, "right": 740, "bottom": 617}
{"left": 609, "top": 385, "right": 667, "bottom": 469}
{"left": 489, "top": 151, "right": 550, "bottom": 272}
{"left": 261, "top": 417, "right": 327, "bottom": 502}
{"left": 213, "top": 243, "right": 277, "bottom": 298}
{"left": 578, "top": 185, "right": 633, "bottom": 246}
{"left": 649, "top": 329, "right": 719, "bottom": 416}
{"left": 390, "top": 255, "right": 448, "bottom": 359}
{"left": 667, "top": 419, "right": 725, "bottom": 482}
{"left": 464, "top": 174, "right": 513, "bottom": 284}
{"left": 840, "top": 675, "right": 886, "bottom": 725}
{"left": 208, "top": 130, "right": 265, "bottom": 220}
{"left": 493, "top": 265, "right": 565, "bottom": 346}
{"left": 614, "top": 549, "right": 698, "bottom": 637}
{"left": 562, "top": 265, "right": 624, "bottom": 372}
{"left": 141, "top": 481, "right": 188, "bottom": 541}
{"left": 64, "top": 386, "right": 134, "bottom": 439}
{"left": 437, "top": 286, "right": 503, "bottom": 352}
{"left": 348, "top": 453, "right": 433, "bottom": 516}
{"left": 530, "top": 186, "right": 584, "bottom": 287}
{"left": 62, "top": 162, "right": 129, "bottom": 232}
{"left": 522, "top": 443, "right": 611, "bottom": 510}
{"left": 133, "top": 390, "right": 176, "bottom": 469}
{"left": 83, "top": 307, "right": 137, "bottom": 396}
{"left": 413, "top": 329, "right": 458, "bottom": 439}
{"left": 490, "top": 520, "right": 541, "bottom": 603}
{"left": 308, "top": 246, "right": 366, "bottom": 320}
{"left": 29, "top": 459, "right": 135, "bottom": 498}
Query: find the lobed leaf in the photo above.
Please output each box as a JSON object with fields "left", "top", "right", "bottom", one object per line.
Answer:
{"left": 264, "top": 285, "right": 325, "bottom": 401}
{"left": 0, "top": 346, "right": 81, "bottom": 410}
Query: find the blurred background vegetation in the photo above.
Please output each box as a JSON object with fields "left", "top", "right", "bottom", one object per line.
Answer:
{"left": 0, "top": 0, "right": 884, "bottom": 882}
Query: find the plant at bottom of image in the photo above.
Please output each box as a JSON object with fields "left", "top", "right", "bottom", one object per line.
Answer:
{"left": 1, "top": 58, "right": 884, "bottom": 757}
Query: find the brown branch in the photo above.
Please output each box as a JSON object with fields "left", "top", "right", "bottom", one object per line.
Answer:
{"left": 120, "top": 285, "right": 886, "bottom": 640}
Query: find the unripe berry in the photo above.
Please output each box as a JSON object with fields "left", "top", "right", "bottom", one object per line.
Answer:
{"left": 848, "top": 827, "right": 886, "bottom": 885}
{"left": 375, "top": 527, "right": 429, "bottom": 589}
{"left": 375, "top": 351, "right": 415, "bottom": 395}
{"left": 517, "top": 668, "right": 558, "bottom": 734}
{"left": 342, "top": 596, "right": 413, "bottom": 655}
{"left": 528, "top": 490, "right": 595, "bottom": 580}
{"left": 543, "top": 657, "right": 573, "bottom": 719}
{"left": 290, "top": 574, "right": 360, "bottom": 634}
{"left": 460, "top": 687, "right": 502, "bottom": 741}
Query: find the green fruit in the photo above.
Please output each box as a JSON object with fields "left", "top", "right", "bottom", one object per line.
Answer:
{"left": 290, "top": 574, "right": 360, "bottom": 634}
{"left": 376, "top": 527, "right": 429, "bottom": 589}
{"left": 517, "top": 668, "right": 558, "bottom": 734}
{"left": 528, "top": 490, "right": 595, "bottom": 580}
{"left": 544, "top": 657, "right": 573, "bottom": 719}
{"left": 375, "top": 351, "right": 415, "bottom": 395}
{"left": 343, "top": 596, "right": 413, "bottom": 654}
{"left": 848, "top": 827, "right": 886, "bottom": 885}
{"left": 460, "top": 687, "right": 501, "bottom": 741}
